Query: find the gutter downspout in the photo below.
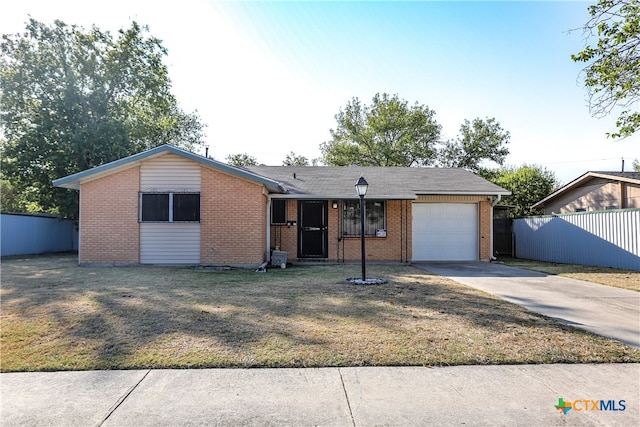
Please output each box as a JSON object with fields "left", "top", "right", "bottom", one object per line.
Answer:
{"left": 266, "top": 195, "right": 272, "bottom": 264}
{"left": 490, "top": 195, "right": 502, "bottom": 261}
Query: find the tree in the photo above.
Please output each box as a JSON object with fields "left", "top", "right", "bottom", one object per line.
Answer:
{"left": 226, "top": 153, "right": 258, "bottom": 166}
{"left": 320, "top": 93, "right": 441, "bottom": 166}
{"left": 320, "top": 93, "right": 510, "bottom": 170}
{"left": 437, "top": 117, "right": 510, "bottom": 173}
{"left": 282, "top": 151, "right": 309, "bottom": 166}
{"left": 633, "top": 158, "right": 640, "bottom": 171}
{"left": 0, "top": 19, "right": 205, "bottom": 218}
{"left": 572, "top": 0, "right": 640, "bottom": 138}
{"left": 484, "top": 165, "right": 559, "bottom": 218}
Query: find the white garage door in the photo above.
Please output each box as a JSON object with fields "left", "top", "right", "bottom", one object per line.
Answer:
{"left": 412, "top": 203, "right": 478, "bottom": 261}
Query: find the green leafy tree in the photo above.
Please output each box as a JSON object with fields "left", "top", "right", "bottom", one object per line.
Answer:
{"left": 437, "top": 117, "right": 510, "bottom": 173}
{"left": 484, "top": 165, "right": 559, "bottom": 218}
{"left": 320, "top": 93, "right": 441, "bottom": 166}
{"left": 572, "top": 0, "right": 640, "bottom": 138}
{"left": 226, "top": 153, "right": 258, "bottom": 166}
{"left": 282, "top": 151, "right": 309, "bottom": 166}
{"left": 0, "top": 19, "right": 205, "bottom": 218}
{"left": 1, "top": 179, "right": 28, "bottom": 212}
{"left": 633, "top": 158, "right": 640, "bottom": 171}
{"left": 321, "top": 93, "right": 510, "bottom": 170}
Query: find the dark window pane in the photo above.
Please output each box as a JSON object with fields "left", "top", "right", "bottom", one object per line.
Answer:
{"left": 342, "top": 200, "right": 385, "bottom": 236}
{"left": 142, "top": 193, "right": 169, "bottom": 222}
{"left": 173, "top": 193, "right": 200, "bottom": 222}
{"left": 272, "top": 199, "right": 286, "bottom": 224}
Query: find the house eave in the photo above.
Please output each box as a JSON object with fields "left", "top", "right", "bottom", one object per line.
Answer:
{"left": 414, "top": 191, "right": 512, "bottom": 196}
{"left": 269, "top": 190, "right": 510, "bottom": 200}
{"left": 52, "top": 144, "right": 285, "bottom": 193}
{"left": 532, "top": 171, "right": 640, "bottom": 209}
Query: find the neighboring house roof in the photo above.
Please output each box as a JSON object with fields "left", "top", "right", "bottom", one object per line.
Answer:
{"left": 245, "top": 165, "right": 510, "bottom": 199}
{"left": 52, "top": 144, "right": 286, "bottom": 193}
{"left": 532, "top": 171, "right": 640, "bottom": 209}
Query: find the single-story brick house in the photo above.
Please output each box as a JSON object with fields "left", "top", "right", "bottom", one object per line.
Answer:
{"left": 53, "top": 144, "right": 510, "bottom": 266}
{"left": 532, "top": 171, "right": 640, "bottom": 215}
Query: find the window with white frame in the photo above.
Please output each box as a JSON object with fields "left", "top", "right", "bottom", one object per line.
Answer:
{"left": 140, "top": 192, "right": 200, "bottom": 222}
{"left": 342, "top": 200, "right": 386, "bottom": 236}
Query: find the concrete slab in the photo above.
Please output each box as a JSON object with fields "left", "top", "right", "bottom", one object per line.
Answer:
{"left": 102, "top": 368, "right": 353, "bottom": 426}
{"left": 1, "top": 365, "right": 637, "bottom": 426}
{"left": 0, "top": 369, "right": 149, "bottom": 427}
{"left": 340, "top": 364, "right": 640, "bottom": 427}
{"left": 417, "top": 262, "right": 640, "bottom": 348}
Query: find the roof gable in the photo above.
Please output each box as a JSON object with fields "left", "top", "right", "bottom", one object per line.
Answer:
{"left": 52, "top": 145, "right": 285, "bottom": 192}
{"left": 532, "top": 171, "right": 640, "bottom": 209}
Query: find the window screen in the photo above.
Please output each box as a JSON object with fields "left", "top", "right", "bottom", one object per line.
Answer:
{"left": 140, "top": 192, "right": 200, "bottom": 222}
{"left": 173, "top": 193, "right": 200, "bottom": 222}
{"left": 141, "top": 193, "right": 169, "bottom": 222}
{"left": 272, "top": 199, "right": 287, "bottom": 224}
{"left": 342, "top": 200, "right": 385, "bottom": 236}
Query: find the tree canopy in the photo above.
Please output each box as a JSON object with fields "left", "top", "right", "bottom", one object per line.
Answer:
{"left": 482, "top": 165, "right": 559, "bottom": 218}
{"left": 572, "top": 0, "right": 640, "bottom": 138}
{"left": 437, "top": 117, "right": 510, "bottom": 173}
{"left": 226, "top": 153, "right": 258, "bottom": 166}
{"left": 320, "top": 93, "right": 509, "bottom": 170}
{"left": 320, "top": 93, "right": 441, "bottom": 167}
{"left": 282, "top": 151, "right": 309, "bottom": 166}
{"left": 0, "top": 19, "right": 205, "bottom": 218}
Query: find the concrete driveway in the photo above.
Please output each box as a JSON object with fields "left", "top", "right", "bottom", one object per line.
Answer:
{"left": 415, "top": 262, "right": 640, "bottom": 348}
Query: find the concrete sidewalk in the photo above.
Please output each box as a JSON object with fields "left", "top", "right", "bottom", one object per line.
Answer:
{"left": 1, "top": 364, "right": 638, "bottom": 426}
{"left": 416, "top": 262, "right": 640, "bottom": 348}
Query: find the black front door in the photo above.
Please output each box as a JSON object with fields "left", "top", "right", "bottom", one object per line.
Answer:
{"left": 298, "top": 200, "right": 328, "bottom": 258}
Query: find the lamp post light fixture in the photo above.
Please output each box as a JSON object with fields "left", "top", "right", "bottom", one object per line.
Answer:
{"left": 355, "top": 176, "right": 369, "bottom": 281}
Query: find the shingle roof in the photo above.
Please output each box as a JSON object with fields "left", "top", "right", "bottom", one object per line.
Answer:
{"left": 52, "top": 144, "right": 509, "bottom": 198}
{"left": 244, "top": 166, "right": 510, "bottom": 199}
{"left": 532, "top": 171, "right": 640, "bottom": 208}
{"left": 592, "top": 171, "right": 640, "bottom": 181}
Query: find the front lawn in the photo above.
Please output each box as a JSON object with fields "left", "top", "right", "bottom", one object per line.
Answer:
{"left": 497, "top": 257, "right": 640, "bottom": 292}
{"left": 2, "top": 254, "right": 639, "bottom": 372}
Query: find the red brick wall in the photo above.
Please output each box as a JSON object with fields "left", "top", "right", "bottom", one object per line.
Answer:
{"left": 335, "top": 200, "right": 410, "bottom": 262}
{"left": 201, "top": 167, "right": 267, "bottom": 265}
{"left": 79, "top": 166, "right": 140, "bottom": 264}
{"left": 272, "top": 198, "right": 493, "bottom": 262}
{"left": 270, "top": 200, "right": 297, "bottom": 253}
{"left": 479, "top": 200, "right": 492, "bottom": 261}
{"left": 271, "top": 199, "right": 412, "bottom": 262}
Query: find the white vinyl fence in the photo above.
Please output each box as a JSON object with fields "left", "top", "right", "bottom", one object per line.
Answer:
{"left": 513, "top": 209, "right": 640, "bottom": 271}
{"left": 1, "top": 213, "right": 78, "bottom": 256}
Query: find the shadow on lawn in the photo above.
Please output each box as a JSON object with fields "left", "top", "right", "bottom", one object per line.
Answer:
{"left": 1, "top": 255, "right": 634, "bottom": 370}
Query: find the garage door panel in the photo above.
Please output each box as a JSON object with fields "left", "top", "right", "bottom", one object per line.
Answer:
{"left": 412, "top": 203, "right": 478, "bottom": 261}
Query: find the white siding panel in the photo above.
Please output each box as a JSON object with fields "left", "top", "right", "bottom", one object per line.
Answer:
{"left": 412, "top": 203, "right": 478, "bottom": 261}
{"left": 140, "top": 223, "right": 200, "bottom": 264}
{"left": 141, "top": 154, "right": 201, "bottom": 191}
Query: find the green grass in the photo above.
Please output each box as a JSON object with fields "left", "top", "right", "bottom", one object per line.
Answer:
{"left": 1, "top": 254, "right": 639, "bottom": 372}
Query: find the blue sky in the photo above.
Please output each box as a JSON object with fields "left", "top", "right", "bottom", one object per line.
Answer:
{"left": 2, "top": 1, "right": 638, "bottom": 184}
